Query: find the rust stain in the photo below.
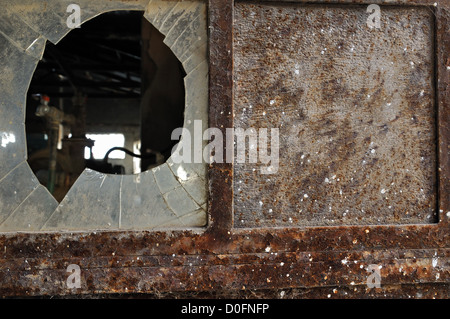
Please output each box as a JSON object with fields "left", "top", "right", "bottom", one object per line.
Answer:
{"left": 0, "top": 222, "right": 448, "bottom": 296}
{"left": 233, "top": 3, "right": 439, "bottom": 227}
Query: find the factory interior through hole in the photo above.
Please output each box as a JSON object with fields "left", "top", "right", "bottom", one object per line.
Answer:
{"left": 25, "top": 10, "right": 186, "bottom": 202}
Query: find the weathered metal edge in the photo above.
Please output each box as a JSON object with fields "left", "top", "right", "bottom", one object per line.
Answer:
{"left": 0, "top": 244, "right": 448, "bottom": 296}
{"left": 207, "top": 0, "right": 234, "bottom": 237}
{"left": 242, "top": 0, "right": 447, "bottom": 6}
{"left": 436, "top": 1, "right": 450, "bottom": 226}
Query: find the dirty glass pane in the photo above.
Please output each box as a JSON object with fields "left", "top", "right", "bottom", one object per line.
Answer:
{"left": 0, "top": 185, "right": 58, "bottom": 231}
{"left": 0, "top": 162, "right": 40, "bottom": 225}
{"left": 42, "top": 169, "right": 121, "bottom": 230}
{"left": 120, "top": 171, "right": 177, "bottom": 230}
{"left": 0, "top": 0, "right": 208, "bottom": 232}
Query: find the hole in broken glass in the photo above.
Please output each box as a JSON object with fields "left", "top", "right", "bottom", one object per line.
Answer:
{"left": 25, "top": 11, "right": 186, "bottom": 202}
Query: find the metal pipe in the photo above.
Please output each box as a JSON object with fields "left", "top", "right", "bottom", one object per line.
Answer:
{"left": 47, "top": 126, "right": 59, "bottom": 194}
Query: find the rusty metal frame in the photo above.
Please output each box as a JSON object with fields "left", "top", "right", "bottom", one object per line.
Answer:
{"left": 0, "top": 0, "right": 448, "bottom": 297}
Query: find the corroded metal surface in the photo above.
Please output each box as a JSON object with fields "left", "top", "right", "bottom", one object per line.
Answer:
{"left": 208, "top": 0, "right": 234, "bottom": 234}
{"left": 436, "top": 1, "right": 450, "bottom": 231}
{"left": 0, "top": 226, "right": 448, "bottom": 296}
{"left": 233, "top": 3, "right": 437, "bottom": 227}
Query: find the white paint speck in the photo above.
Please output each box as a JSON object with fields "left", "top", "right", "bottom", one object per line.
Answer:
{"left": 1, "top": 132, "right": 16, "bottom": 148}
{"left": 269, "top": 100, "right": 275, "bottom": 105}
{"left": 432, "top": 257, "right": 438, "bottom": 268}
{"left": 176, "top": 166, "right": 188, "bottom": 181}
{"left": 381, "top": 188, "right": 387, "bottom": 194}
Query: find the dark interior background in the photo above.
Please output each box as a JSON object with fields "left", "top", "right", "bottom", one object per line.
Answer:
{"left": 25, "top": 11, "right": 185, "bottom": 201}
